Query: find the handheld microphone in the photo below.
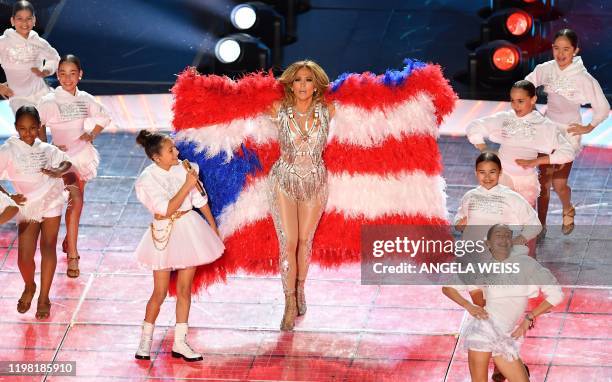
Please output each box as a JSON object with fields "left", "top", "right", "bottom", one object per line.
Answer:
{"left": 182, "top": 159, "right": 207, "bottom": 197}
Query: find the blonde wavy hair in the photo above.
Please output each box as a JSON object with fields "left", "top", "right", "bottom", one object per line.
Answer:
{"left": 278, "top": 60, "right": 329, "bottom": 107}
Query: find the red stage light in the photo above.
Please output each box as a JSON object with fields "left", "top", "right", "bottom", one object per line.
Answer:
{"left": 523, "top": 0, "right": 538, "bottom": 2}
{"left": 506, "top": 11, "right": 532, "bottom": 36}
{"left": 492, "top": 46, "right": 520, "bottom": 71}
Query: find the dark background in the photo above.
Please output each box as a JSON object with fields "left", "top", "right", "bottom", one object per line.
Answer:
{"left": 1, "top": 0, "right": 609, "bottom": 100}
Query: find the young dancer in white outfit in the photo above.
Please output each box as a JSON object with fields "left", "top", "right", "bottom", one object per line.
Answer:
{"left": 0, "top": 191, "right": 18, "bottom": 224}
{"left": 443, "top": 224, "right": 563, "bottom": 382}
{"left": 525, "top": 28, "right": 610, "bottom": 234}
{"left": 133, "top": 130, "right": 224, "bottom": 362}
{"left": 38, "top": 55, "right": 112, "bottom": 278}
{"left": 0, "top": 1, "right": 59, "bottom": 117}
{"left": 455, "top": 152, "right": 542, "bottom": 246}
{"left": 0, "top": 106, "right": 71, "bottom": 320}
{"left": 466, "top": 80, "right": 575, "bottom": 207}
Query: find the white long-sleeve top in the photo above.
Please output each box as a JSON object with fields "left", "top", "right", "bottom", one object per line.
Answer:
{"left": 451, "top": 246, "right": 563, "bottom": 333}
{"left": 0, "top": 136, "right": 68, "bottom": 197}
{"left": 38, "top": 86, "right": 112, "bottom": 155}
{"left": 0, "top": 191, "right": 17, "bottom": 211}
{"left": 526, "top": 57, "right": 610, "bottom": 150}
{"left": 455, "top": 184, "right": 541, "bottom": 240}
{"left": 135, "top": 163, "right": 207, "bottom": 217}
{"left": 0, "top": 29, "right": 59, "bottom": 98}
{"left": 466, "top": 110, "right": 575, "bottom": 175}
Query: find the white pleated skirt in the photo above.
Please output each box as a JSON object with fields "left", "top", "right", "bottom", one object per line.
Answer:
{"left": 135, "top": 210, "right": 224, "bottom": 271}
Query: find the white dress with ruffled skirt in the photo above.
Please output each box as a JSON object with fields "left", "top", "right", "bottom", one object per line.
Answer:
{"left": 133, "top": 163, "right": 224, "bottom": 270}
{"left": 38, "top": 86, "right": 112, "bottom": 182}
{"left": 0, "top": 137, "right": 68, "bottom": 222}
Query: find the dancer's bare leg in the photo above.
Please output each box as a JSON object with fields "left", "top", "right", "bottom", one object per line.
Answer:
{"left": 36, "top": 216, "right": 60, "bottom": 319}
{"left": 468, "top": 350, "right": 491, "bottom": 382}
{"left": 493, "top": 355, "right": 530, "bottom": 382}
{"left": 63, "top": 173, "right": 84, "bottom": 277}
{"left": 537, "top": 163, "right": 554, "bottom": 227}
{"left": 295, "top": 197, "right": 325, "bottom": 315}
{"left": 175, "top": 266, "right": 196, "bottom": 323}
{"left": 144, "top": 270, "right": 170, "bottom": 324}
{"left": 16, "top": 221, "right": 40, "bottom": 314}
{"left": 270, "top": 185, "right": 299, "bottom": 330}
{"left": 551, "top": 163, "right": 575, "bottom": 235}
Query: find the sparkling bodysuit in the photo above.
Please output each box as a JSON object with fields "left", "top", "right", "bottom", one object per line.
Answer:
{"left": 268, "top": 103, "right": 330, "bottom": 293}
{"left": 269, "top": 103, "right": 330, "bottom": 202}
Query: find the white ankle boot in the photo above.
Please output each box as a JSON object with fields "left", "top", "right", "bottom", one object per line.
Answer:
{"left": 171, "top": 323, "right": 203, "bottom": 362}
{"left": 135, "top": 321, "right": 154, "bottom": 360}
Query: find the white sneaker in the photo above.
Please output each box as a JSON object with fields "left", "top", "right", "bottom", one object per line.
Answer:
{"left": 135, "top": 321, "right": 154, "bottom": 360}
{"left": 171, "top": 323, "right": 203, "bottom": 362}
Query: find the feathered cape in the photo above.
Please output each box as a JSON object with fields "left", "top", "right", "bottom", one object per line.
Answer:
{"left": 170, "top": 59, "right": 457, "bottom": 294}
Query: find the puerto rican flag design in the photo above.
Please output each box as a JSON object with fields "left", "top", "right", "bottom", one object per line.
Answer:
{"left": 171, "top": 59, "right": 457, "bottom": 293}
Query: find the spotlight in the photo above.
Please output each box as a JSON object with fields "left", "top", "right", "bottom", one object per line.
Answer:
{"left": 229, "top": 2, "right": 285, "bottom": 68}
{"left": 470, "top": 40, "right": 526, "bottom": 88}
{"left": 482, "top": 8, "right": 533, "bottom": 42}
{"left": 505, "top": 10, "right": 532, "bottom": 36}
{"left": 213, "top": 33, "right": 271, "bottom": 77}
{"left": 215, "top": 38, "right": 242, "bottom": 64}
{"left": 492, "top": 46, "right": 520, "bottom": 71}
{"left": 231, "top": 4, "right": 257, "bottom": 30}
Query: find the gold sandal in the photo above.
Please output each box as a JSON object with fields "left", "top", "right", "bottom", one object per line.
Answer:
{"left": 17, "top": 283, "right": 37, "bottom": 314}
{"left": 562, "top": 206, "right": 576, "bottom": 235}
{"left": 35, "top": 299, "right": 51, "bottom": 320}
{"left": 67, "top": 254, "right": 80, "bottom": 278}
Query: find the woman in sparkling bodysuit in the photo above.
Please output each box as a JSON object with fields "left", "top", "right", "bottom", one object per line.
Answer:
{"left": 267, "top": 60, "right": 335, "bottom": 330}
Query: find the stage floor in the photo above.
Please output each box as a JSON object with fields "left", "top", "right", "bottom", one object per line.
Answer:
{"left": 0, "top": 134, "right": 610, "bottom": 381}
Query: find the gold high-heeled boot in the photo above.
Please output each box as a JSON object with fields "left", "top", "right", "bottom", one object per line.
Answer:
{"left": 296, "top": 280, "right": 307, "bottom": 316}
{"left": 280, "top": 292, "right": 297, "bottom": 331}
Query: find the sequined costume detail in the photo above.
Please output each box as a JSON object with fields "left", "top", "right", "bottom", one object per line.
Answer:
{"left": 270, "top": 103, "right": 329, "bottom": 202}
